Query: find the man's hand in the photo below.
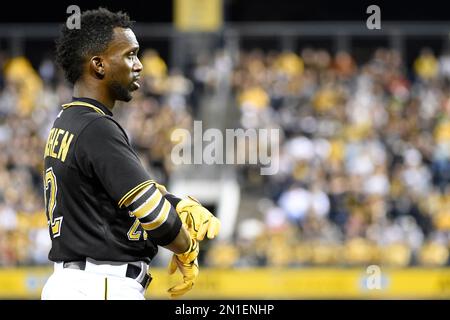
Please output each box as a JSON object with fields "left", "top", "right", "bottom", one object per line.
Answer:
{"left": 167, "top": 238, "right": 199, "bottom": 298}
{"left": 176, "top": 196, "right": 221, "bottom": 241}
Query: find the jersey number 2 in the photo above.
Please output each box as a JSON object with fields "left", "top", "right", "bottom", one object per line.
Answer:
{"left": 127, "top": 216, "right": 147, "bottom": 241}
{"left": 44, "top": 167, "right": 63, "bottom": 238}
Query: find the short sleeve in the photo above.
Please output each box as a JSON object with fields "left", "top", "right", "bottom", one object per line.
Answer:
{"left": 75, "top": 116, "right": 151, "bottom": 207}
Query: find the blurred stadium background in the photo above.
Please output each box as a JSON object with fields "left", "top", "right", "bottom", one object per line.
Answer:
{"left": 2, "top": 0, "right": 450, "bottom": 299}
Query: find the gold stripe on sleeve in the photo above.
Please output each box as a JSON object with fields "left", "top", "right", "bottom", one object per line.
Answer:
{"left": 132, "top": 190, "right": 163, "bottom": 219}
{"left": 141, "top": 200, "right": 171, "bottom": 231}
{"left": 118, "top": 180, "right": 152, "bottom": 208}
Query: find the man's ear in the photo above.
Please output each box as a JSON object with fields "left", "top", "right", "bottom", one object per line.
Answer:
{"left": 90, "top": 56, "right": 105, "bottom": 79}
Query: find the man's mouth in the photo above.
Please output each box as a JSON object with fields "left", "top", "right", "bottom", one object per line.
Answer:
{"left": 131, "top": 76, "right": 141, "bottom": 89}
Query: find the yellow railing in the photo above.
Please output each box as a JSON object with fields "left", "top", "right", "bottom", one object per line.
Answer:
{"left": 1, "top": 266, "right": 450, "bottom": 299}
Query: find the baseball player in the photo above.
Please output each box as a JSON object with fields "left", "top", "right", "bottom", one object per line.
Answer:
{"left": 41, "top": 8, "right": 220, "bottom": 300}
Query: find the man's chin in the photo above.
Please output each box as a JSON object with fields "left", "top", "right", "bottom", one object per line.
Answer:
{"left": 115, "top": 90, "right": 133, "bottom": 102}
{"left": 117, "top": 94, "right": 133, "bottom": 102}
{"left": 111, "top": 82, "right": 136, "bottom": 102}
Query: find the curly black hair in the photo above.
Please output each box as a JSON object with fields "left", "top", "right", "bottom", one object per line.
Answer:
{"left": 55, "top": 7, "right": 133, "bottom": 84}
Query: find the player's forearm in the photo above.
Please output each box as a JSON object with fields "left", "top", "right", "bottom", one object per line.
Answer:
{"left": 163, "top": 225, "right": 191, "bottom": 254}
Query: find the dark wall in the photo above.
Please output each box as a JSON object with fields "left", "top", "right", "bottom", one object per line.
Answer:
{"left": 0, "top": 0, "right": 449, "bottom": 23}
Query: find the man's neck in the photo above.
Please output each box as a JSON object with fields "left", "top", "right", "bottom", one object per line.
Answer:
{"left": 73, "top": 82, "right": 115, "bottom": 110}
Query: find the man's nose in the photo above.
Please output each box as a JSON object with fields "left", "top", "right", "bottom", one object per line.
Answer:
{"left": 134, "top": 57, "right": 143, "bottom": 72}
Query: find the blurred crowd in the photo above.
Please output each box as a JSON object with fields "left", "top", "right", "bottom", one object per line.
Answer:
{"left": 1, "top": 45, "right": 450, "bottom": 268}
{"left": 207, "top": 47, "right": 450, "bottom": 268}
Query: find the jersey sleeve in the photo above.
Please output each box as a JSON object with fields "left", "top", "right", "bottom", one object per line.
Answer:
{"left": 75, "top": 116, "right": 182, "bottom": 245}
{"left": 126, "top": 183, "right": 182, "bottom": 245}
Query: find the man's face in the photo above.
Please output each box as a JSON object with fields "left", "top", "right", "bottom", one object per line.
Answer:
{"left": 103, "top": 27, "right": 143, "bottom": 102}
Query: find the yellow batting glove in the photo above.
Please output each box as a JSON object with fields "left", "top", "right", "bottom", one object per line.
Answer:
{"left": 176, "top": 196, "right": 221, "bottom": 241}
{"left": 167, "top": 238, "right": 199, "bottom": 298}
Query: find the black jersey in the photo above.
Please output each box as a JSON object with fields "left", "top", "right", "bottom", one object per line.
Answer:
{"left": 43, "top": 97, "right": 180, "bottom": 263}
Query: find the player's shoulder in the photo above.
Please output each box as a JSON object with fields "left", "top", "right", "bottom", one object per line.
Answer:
{"left": 59, "top": 101, "right": 130, "bottom": 145}
{"left": 58, "top": 102, "right": 107, "bottom": 127}
{"left": 81, "top": 114, "right": 125, "bottom": 139}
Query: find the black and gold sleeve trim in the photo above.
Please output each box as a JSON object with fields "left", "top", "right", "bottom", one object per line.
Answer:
{"left": 125, "top": 182, "right": 182, "bottom": 245}
{"left": 118, "top": 180, "right": 153, "bottom": 208}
